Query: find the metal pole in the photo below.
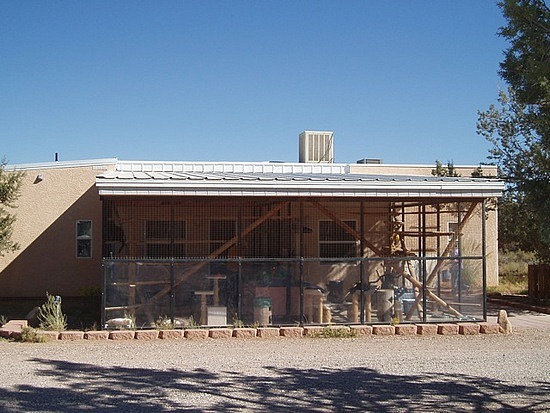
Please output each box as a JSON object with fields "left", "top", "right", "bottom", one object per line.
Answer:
{"left": 422, "top": 203, "right": 427, "bottom": 323}
{"left": 482, "top": 200, "right": 488, "bottom": 320}
{"left": 436, "top": 203, "right": 441, "bottom": 298}
{"left": 360, "top": 200, "right": 365, "bottom": 324}
{"left": 299, "top": 201, "right": 305, "bottom": 326}
{"left": 170, "top": 258, "right": 175, "bottom": 324}
{"left": 300, "top": 256, "right": 304, "bottom": 325}
{"left": 457, "top": 202, "right": 463, "bottom": 307}
{"left": 237, "top": 257, "right": 242, "bottom": 321}
{"left": 101, "top": 260, "right": 106, "bottom": 330}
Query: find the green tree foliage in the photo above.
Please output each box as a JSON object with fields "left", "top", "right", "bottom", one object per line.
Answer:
{"left": 499, "top": 0, "right": 550, "bottom": 141}
{"left": 477, "top": 0, "right": 550, "bottom": 262}
{"left": 431, "top": 160, "right": 460, "bottom": 177}
{"left": 0, "top": 160, "right": 24, "bottom": 257}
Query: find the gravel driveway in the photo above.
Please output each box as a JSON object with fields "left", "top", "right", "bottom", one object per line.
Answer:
{"left": 1, "top": 326, "right": 549, "bottom": 412}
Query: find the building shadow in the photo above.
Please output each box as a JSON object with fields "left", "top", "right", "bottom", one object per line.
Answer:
{"left": 0, "top": 358, "right": 548, "bottom": 412}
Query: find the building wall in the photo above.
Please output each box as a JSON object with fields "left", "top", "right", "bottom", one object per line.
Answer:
{"left": 348, "top": 163, "right": 498, "bottom": 177}
{"left": 0, "top": 160, "right": 115, "bottom": 297}
{"left": 0, "top": 159, "right": 500, "bottom": 300}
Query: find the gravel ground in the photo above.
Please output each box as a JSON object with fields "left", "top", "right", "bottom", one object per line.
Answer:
{"left": 0, "top": 327, "right": 549, "bottom": 412}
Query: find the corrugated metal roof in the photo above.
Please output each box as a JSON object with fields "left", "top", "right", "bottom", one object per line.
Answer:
{"left": 96, "top": 161, "right": 505, "bottom": 198}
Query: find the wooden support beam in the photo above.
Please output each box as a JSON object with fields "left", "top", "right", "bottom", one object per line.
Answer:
{"left": 405, "top": 201, "right": 479, "bottom": 319}
{"left": 426, "top": 201, "right": 479, "bottom": 285}
{"left": 309, "top": 201, "right": 384, "bottom": 256}
{"left": 398, "top": 267, "right": 464, "bottom": 319}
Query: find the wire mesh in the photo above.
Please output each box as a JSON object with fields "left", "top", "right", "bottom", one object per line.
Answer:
{"left": 102, "top": 197, "right": 486, "bottom": 328}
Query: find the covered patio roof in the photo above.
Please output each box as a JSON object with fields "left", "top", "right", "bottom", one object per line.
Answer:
{"left": 96, "top": 161, "right": 505, "bottom": 198}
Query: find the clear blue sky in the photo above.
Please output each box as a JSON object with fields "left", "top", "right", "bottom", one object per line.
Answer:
{"left": 1, "top": 1, "right": 508, "bottom": 166}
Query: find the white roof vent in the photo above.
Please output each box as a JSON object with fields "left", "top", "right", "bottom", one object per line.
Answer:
{"left": 299, "top": 131, "right": 334, "bottom": 163}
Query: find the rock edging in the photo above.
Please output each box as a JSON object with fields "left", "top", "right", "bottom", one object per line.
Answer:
{"left": 0, "top": 320, "right": 504, "bottom": 342}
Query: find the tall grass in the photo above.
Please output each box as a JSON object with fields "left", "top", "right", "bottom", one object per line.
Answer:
{"left": 488, "top": 250, "right": 535, "bottom": 295}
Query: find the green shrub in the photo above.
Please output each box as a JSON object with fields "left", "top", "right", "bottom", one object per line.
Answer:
{"left": 311, "top": 327, "right": 358, "bottom": 338}
{"left": 488, "top": 250, "right": 534, "bottom": 295}
{"left": 20, "top": 327, "right": 46, "bottom": 343}
{"left": 38, "top": 293, "right": 67, "bottom": 331}
{"left": 499, "top": 250, "right": 536, "bottom": 278}
{"left": 186, "top": 315, "right": 200, "bottom": 329}
{"left": 232, "top": 315, "right": 245, "bottom": 328}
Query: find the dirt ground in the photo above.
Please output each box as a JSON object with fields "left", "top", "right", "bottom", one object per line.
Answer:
{"left": 1, "top": 325, "right": 549, "bottom": 412}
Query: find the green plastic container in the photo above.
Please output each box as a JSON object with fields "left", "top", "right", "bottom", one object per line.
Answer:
{"left": 254, "top": 297, "right": 272, "bottom": 308}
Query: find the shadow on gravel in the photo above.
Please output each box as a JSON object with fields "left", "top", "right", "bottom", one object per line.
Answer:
{"left": 1, "top": 358, "right": 549, "bottom": 412}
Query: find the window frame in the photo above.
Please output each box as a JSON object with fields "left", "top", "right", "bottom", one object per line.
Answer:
{"left": 318, "top": 219, "right": 359, "bottom": 261}
{"left": 76, "top": 220, "right": 93, "bottom": 259}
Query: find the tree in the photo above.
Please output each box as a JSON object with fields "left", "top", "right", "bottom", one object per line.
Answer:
{"left": 498, "top": 0, "right": 550, "bottom": 142}
{"left": 431, "top": 160, "right": 460, "bottom": 177}
{"left": 477, "top": 0, "right": 550, "bottom": 262}
{"left": 0, "top": 159, "right": 24, "bottom": 257}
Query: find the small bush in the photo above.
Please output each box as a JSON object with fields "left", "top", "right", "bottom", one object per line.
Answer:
{"left": 488, "top": 250, "right": 534, "bottom": 295}
{"left": 20, "top": 327, "right": 46, "bottom": 343}
{"left": 232, "top": 315, "right": 245, "bottom": 328}
{"left": 499, "top": 250, "right": 536, "bottom": 278}
{"left": 0, "top": 314, "right": 7, "bottom": 327}
{"left": 311, "top": 327, "right": 358, "bottom": 338}
{"left": 185, "top": 315, "right": 200, "bottom": 329}
{"left": 38, "top": 293, "right": 67, "bottom": 331}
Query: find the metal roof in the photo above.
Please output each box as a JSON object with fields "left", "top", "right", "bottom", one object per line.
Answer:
{"left": 96, "top": 161, "right": 505, "bottom": 198}
{"left": 7, "top": 158, "right": 118, "bottom": 171}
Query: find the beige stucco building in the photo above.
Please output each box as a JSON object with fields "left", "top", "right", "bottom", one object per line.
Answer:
{"left": 0, "top": 142, "right": 503, "bottom": 326}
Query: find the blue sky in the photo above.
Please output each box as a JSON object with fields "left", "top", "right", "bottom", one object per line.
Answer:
{"left": 1, "top": 1, "right": 508, "bottom": 166}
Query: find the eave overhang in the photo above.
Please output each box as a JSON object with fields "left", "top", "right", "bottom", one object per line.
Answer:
{"left": 96, "top": 161, "right": 505, "bottom": 199}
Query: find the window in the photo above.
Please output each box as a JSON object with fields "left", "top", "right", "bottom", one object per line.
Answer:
{"left": 76, "top": 220, "right": 92, "bottom": 258}
{"left": 210, "top": 220, "right": 236, "bottom": 257}
{"left": 319, "top": 220, "right": 358, "bottom": 259}
{"left": 145, "top": 220, "right": 186, "bottom": 258}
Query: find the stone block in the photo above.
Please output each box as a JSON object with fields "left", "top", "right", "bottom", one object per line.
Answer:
{"left": 108, "top": 330, "right": 135, "bottom": 340}
{"left": 37, "top": 331, "right": 59, "bottom": 341}
{"left": 257, "top": 327, "right": 280, "bottom": 338}
{"left": 232, "top": 328, "right": 257, "bottom": 338}
{"left": 59, "top": 331, "right": 84, "bottom": 341}
{"left": 458, "top": 323, "right": 480, "bottom": 335}
{"left": 395, "top": 324, "right": 417, "bottom": 335}
{"left": 0, "top": 320, "right": 29, "bottom": 338}
{"left": 209, "top": 328, "right": 233, "bottom": 339}
{"left": 437, "top": 324, "right": 459, "bottom": 335}
{"left": 303, "top": 326, "right": 324, "bottom": 337}
{"left": 373, "top": 325, "right": 395, "bottom": 335}
{"left": 84, "top": 331, "right": 110, "bottom": 340}
{"left": 134, "top": 330, "right": 159, "bottom": 340}
{"left": 0, "top": 329, "right": 12, "bottom": 339}
{"left": 159, "top": 330, "right": 184, "bottom": 339}
{"left": 279, "top": 327, "right": 303, "bottom": 338}
{"left": 416, "top": 324, "right": 438, "bottom": 335}
{"left": 350, "top": 325, "right": 373, "bottom": 336}
{"left": 479, "top": 323, "right": 500, "bottom": 334}
{"left": 184, "top": 329, "right": 209, "bottom": 339}
{"left": 3, "top": 320, "right": 28, "bottom": 330}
